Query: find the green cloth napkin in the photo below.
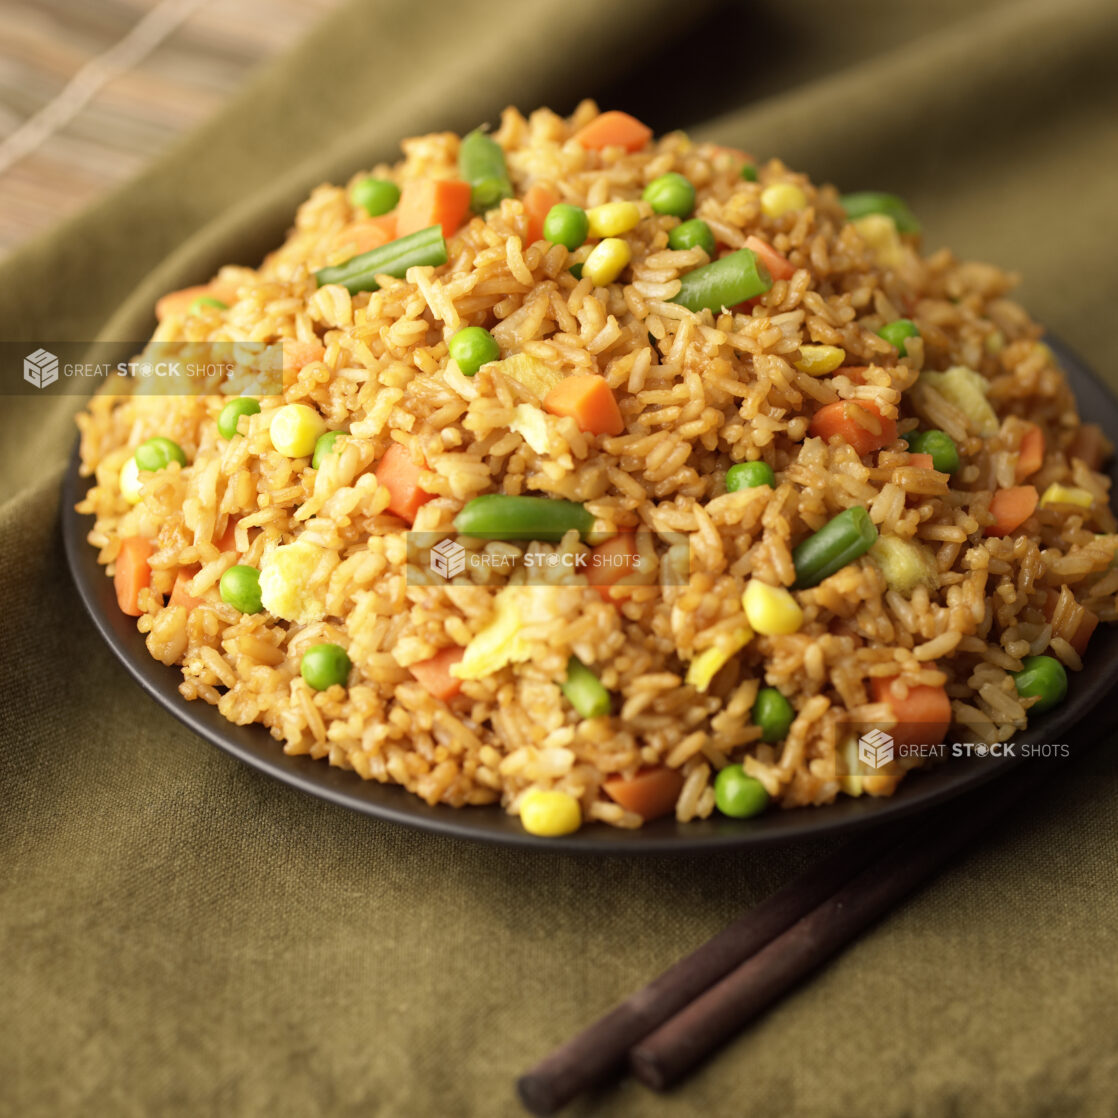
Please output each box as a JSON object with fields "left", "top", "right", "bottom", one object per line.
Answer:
{"left": 4, "top": 0, "right": 1118, "bottom": 1113}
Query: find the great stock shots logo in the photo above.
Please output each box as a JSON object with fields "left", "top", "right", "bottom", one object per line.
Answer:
{"left": 24, "top": 348, "right": 58, "bottom": 389}
{"left": 429, "top": 538, "right": 467, "bottom": 579}
{"left": 858, "top": 728, "right": 895, "bottom": 769}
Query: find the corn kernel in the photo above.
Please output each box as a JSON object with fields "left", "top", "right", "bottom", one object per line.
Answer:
{"left": 583, "top": 237, "right": 631, "bottom": 287}
{"left": 984, "top": 330, "right": 1005, "bottom": 355}
{"left": 1039, "top": 483, "right": 1093, "bottom": 509}
{"left": 686, "top": 627, "right": 752, "bottom": 693}
{"left": 586, "top": 201, "right": 641, "bottom": 238}
{"left": 852, "top": 214, "right": 903, "bottom": 269}
{"left": 519, "top": 789, "right": 581, "bottom": 837}
{"left": 743, "top": 580, "right": 803, "bottom": 635}
{"left": 760, "top": 183, "right": 807, "bottom": 218}
{"left": 270, "top": 403, "right": 327, "bottom": 458}
{"left": 793, "top": 345, "right": 846, "bottom": 375}
{"left": 119, "top": 455, "right": 144, "bottom": 504}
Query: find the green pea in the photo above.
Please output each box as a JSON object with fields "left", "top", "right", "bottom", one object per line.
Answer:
{"left": 301, "top": 642, "right": 352, "bottom": 691}
{"left": 312, "top": 430, "right": 345, "bottom": 469}
{"left": 543, "top": 203, "right": 589, "bottom": 251}
{"left": 877, "top": 318, "right": 921, "bottom": 357}
{"left": 643, "top": 173, "right": 696, "bottom": 218}
{"left": 217, "top": 397, "right": 262, "bottom": 440}
{"left": 740, "top": 162, "right": 758, "bottom": 182}
{"left": 568, "top": 263, "right": 584, "bottom": 280}
{"left": 1013, "top": 655, "right": 1067, "bottom": 714}
{"left": 840, "top": 191, "right": 921, "bottom": 234}
{"left": 351, "top": 176, "right": 400, "bottom": 217}
{"left": 726, "top": 461, "right": 776, "bottom": 492}
{"left": 188, "top": 295, "right": 228, "bottom": 314}
{"left": 905, "top": 429, "right": 959, "bottom": 474}
{"left": 218, "top": 564, "right": 263, "bottom": 614}
{"left": 752, "top": 686, "right": 795, "bottom": 743}
{"left": 448, "top": 325, "right": 500, "bottom": 376}
{"left": 714, "top": 764, "right": 770, "bottom": 818}
{"left": 667, "top": 218, "right": 716, "bottom": 257}
{"left": 135, "top": 436, "right": 187, "bottom": 471}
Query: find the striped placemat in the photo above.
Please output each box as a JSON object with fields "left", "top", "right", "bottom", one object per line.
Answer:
{"left": 0, "top": 0, "right": 340, "bottom": 255}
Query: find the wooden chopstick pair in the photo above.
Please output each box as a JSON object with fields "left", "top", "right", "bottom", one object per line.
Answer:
{"left": 516, "top": 741, "right": 1096, "bottom": 1115}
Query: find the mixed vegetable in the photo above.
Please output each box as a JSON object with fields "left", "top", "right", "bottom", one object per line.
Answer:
{"left": 125, "top": 109, "right": 1101, "bottom": 839}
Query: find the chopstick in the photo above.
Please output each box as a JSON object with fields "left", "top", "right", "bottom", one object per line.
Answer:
{"left": 628, "top": 752, "right": 1056, "bottom": 1088}
{"left": 518, "top": 731, "right": 1108, "bottom": 1114}
{"left": 516, "top": 824, "right": 894, "bottom": 1114}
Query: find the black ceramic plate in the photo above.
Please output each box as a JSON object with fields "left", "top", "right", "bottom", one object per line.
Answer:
{"left": 62, "top": 336, "right": 1118, "bottom": 852}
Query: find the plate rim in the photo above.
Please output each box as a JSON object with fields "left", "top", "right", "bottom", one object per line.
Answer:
{"left": 60, "top": 334, "right": 1118, "bottom": 853}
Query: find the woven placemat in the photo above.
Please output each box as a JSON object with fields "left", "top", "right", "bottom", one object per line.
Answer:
{"left": 0, "top": 0, "right": 339, "bottom": 255}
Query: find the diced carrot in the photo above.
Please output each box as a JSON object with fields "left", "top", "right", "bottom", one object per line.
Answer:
{"left": 169, "top": 567, "right": 205, "bottom": 611}
{"left": 409, "top": 647, "right": 465, "bottom": 702}
{"left": 586, "top": 532, "right": 638, "bottom": 603}
{"left": 114, "top": 536, "right": 155, "bottom": 617}
{"left": 711, "top": 145, "right": 754, "bottom": 166}
{"left": 522, "top": 183, "right": 560, "bottom": 247}
{"left": 1067, "top": 422, "right": 1109, "bottom": 471}
{"left": 329, "top": 216, "right": 397, "bottom": 259}
{"left": 1015, "top": 423, "right": 1045, "bottom": 482}
{"left": 744, "top": 235, "right": 795, "bottom": 281}
{"left": 870, "top": 677, "right": 952, "bottom": 747}
{"left": 908, "top": 453, "right": 935, "bottom": 470}
{"left": 375, "top": 442, "right": 434, "bottom": 524}
{"left": 808, "top": 400, "right": 897, "bottom": 457}
{"left": 1042, "top": 588, "right": 1099, "bottom": 657}
{"left": 155, "top": 283, "right": 235, "bottom": 322}
{"left": 603, "top": 766, "right": 684, "bottom": 821}
{"left": 573, "top": 110, "right": 652, "bottom": 153}
{"left": 281, "top": 339, "right": 326, "bottom": 388}
{"left": 395, "top": 178, "right": 472, "bottom": 240}
{"left": 216, "top": 518, "right": 239, "bottom": 552}
{"left": 840, "top": 366, "right": 870, "bottom": 385}
{"left": 986, "top": 485, "right": 1038, "bottom": 537}
{"left": 543, "top": 374, "right": 624, "bottom": 436}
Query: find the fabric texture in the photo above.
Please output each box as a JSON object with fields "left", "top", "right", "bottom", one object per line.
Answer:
{"left": 3, "top": 0, "right": 1118, "bottom": 1114}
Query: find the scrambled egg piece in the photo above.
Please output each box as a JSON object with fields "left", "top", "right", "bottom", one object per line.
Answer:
{"left": 259, "top": 539, "right": 335, "bottom": 623}
{"left": 920, "top": 366, "right": 999, "bottom": 436}
{"left": 686, "top": 627, "right": 753, "bottom": 693}
{"left": 453, "top": 587, "right": 546, "bottom": 681}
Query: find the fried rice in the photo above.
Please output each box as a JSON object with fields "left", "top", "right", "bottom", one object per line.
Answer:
{"left": 75, "top": 100, "right": 1118, "bottom": 834}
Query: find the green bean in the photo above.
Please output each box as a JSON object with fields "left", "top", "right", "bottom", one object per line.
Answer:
{"left": 671, "top": 248, "right": 772, "bottom": 314}
{"left": 458, "top": 129, "right": 513, "bottom": 213}
{"left": 453, "top": 494, "right": 593, "bottom": 541}
{"left": 560, "top": 656, "right": 611, "bottom": 719}
{"left": 792, "top": 506, "right": 878, "bottom": 589}
{"left": 314, "top": 225, "right": 447, "bottom": 294}
{"left": 840, "top": 191, "right": 921, "bottom": 234}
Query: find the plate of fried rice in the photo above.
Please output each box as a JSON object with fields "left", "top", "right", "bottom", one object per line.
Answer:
{"left": 66, "top": 102, "right": 1118, "bottom": 848}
